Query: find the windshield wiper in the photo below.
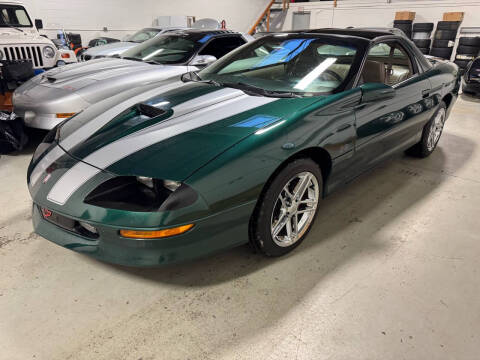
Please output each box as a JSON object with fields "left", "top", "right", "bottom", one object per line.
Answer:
{"left": 121, "top": 56, "right": 144, "bottom": 62}
{"left": 222, "top": 82, "right": 303, "bottom": 98}
{"left": 180, "top": 72, "right": 221, "bottom": 86}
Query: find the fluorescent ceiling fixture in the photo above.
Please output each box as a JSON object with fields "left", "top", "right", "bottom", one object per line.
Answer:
{"left": 142, "top": 48, "right": 164, "bottom": 61}
{"left": 294, "top": 57, "right": 337, "bottom": 90}
{"left": 255, "top": 120, "right": 286, "bottom": 135}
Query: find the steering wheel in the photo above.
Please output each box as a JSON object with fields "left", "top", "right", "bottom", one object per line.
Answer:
{"left": 318, "top": 69, "right": 343, "bottom": 83}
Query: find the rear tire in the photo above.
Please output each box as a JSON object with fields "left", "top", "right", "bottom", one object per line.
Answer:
{"left": 250, "top": 158, "right": 322, "bottom": 257}
{"left": 456, "top": 45, "right": 480, "bottom": 56}
{"left": 459, "top": 37, "right": 480, "bottom": 47}
{"left": 432, "top": 39, "right": 453, "bottom": 48}
{"left": 430, "top": 47, "right": 453, "bottom": 59}
{"left": 434, "top": 30, "right": 457, "bottom": 40}
{"left": 413, "top": 39, "right": 431, "bottom": 48}
{"left": 436, "top": 21, "right": 461, "bottom": 31}
{"left": 413, "top": 22, "right": 434, "bottom": 32}
{"left": 406, "top": 102, "right": 447, "bottom": 158}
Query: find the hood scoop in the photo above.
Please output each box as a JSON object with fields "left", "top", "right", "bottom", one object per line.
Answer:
{"left": 46, "top": 76, "right": 56, "bottom": 83}
{"left": 137, "top": 103, "right": 166, "bottom": 118}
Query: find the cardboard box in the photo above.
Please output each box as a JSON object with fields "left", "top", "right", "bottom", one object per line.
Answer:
{"left": 395, "top": 11, "right": 416, "bottom": 21}
{"left": 443, "top": 12, "right": 464, "bottom": 21}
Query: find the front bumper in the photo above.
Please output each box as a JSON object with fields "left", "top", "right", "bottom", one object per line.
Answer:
{"left": 32, "top": 201, "right": 254, "bottom": 267}
{"left": 16, "top": 110, "right": 64, "bottom": 130}
{"left": 13, "top": 83, "right": 88, "bottom": 130}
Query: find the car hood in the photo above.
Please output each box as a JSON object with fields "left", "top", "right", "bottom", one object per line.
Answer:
{"left": 17, "top": 58, "right": 191, "bottom": 106}
{"left": 35, "top": 58, "right": 152, "bottom": 88}
{"left": 83, "top": 41, "right": 137, "bottom": 57}
{"left": 57, "top": 81, "right": 320, "bottom": 182}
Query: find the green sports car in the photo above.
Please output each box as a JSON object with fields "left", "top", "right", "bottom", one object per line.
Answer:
{"left": 28, "top": 29, "right": 460, "bottom": 266}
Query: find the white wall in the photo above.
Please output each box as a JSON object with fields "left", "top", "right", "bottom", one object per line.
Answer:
{"left": 150, "top": 0, "right": 271, "bottom": 34}
{"left": 20, "top": 0, "right": 271, "bottom": 45}
{"left": 283, "top": 0, "right": 480, "bottom": 31}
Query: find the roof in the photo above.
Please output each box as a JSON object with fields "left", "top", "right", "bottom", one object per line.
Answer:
{"left": 172, "top": 29, "right": 236, "bottom": 36}
{"left": 287, "top": 28, "right": 397, "bottom": 40}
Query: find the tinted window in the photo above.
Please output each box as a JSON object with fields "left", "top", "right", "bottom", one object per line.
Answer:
{"left": 360, "top": 41, "right": 414, "bottom": 86}
{"left": 128, "top": 28, "right": 161, "bottom": 43}
{"left": 199, "top": 36, "right": 246, "bottom": 59}
{"left": 199, "top": 36, "right": 359, "bottom": 94}
{"left": 122, "top": 34, "right": 200, "bottom": 64}
{"left": 0, "top": 5, "right": 31, "bottom": 27}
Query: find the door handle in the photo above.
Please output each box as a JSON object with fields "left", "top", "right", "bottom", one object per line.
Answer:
{"left": 422, "top": 89, "right": 431, "bottom": 98}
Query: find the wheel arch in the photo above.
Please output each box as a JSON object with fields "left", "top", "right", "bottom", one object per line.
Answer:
{"left": 442, "top": 93, "right": 453, "bottom": 109}
{"left": 248, "top": 146, "right": 333, "bottom": 251}
{"left": 264, "top": 147, "right": 332, "bottom": 199}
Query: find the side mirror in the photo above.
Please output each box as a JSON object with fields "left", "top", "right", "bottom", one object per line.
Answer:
{"left": 190, "top": 55, "right": 217, "bottom": 67}
{"left": 360, "top": 83, "right": 396, "bottom": 103}
{"left": 35, "top": 19, "right": 43, "bottom": 30}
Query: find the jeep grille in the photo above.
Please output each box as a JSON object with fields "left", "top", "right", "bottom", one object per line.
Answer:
{"left": 3, "top": 46, "right": 44, "bottom": 68}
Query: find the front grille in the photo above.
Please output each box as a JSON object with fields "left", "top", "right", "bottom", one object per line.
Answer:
{"left": 39, "top": 206, "right": 99, "bottom": 239}
{"left": 3, "top": 46, "right": 44, "bottom": 68}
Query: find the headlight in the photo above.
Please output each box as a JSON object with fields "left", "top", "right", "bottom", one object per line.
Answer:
{"left": 0, "top": 50, "right": 3, "bottom": 61}
{"left": 84, "top": 176, "right": 197, "bottom": 212}
{"left": 43, "top": 46, "right": 55, "bottom": 59}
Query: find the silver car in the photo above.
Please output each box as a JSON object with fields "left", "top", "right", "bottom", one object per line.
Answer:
{"left": 13, "top": 30, "right": 251, "bottom": 129}
{"left": 79, "top": 27, "right": 185, "bottom": 61}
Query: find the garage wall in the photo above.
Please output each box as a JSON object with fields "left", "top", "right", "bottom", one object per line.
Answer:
{"left": 283, "top": 0, "right": 480, "bottom": 30}
{"left": 20, "top": 0, "right": 270, "bottom": 45}
{"left": 150, "top": 0, "right": 271, "bottom": 33}
{"left": 21, "top": 0, "right": 157, "bottom": 43}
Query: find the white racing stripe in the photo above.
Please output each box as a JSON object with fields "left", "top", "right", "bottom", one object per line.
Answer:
{"left": 47, "top": 95, "right": 278, "bottom": 205}
{"left": 60, "top": 81, "right": 184, "bottom": 150}
{"left": 30, "top": 81, "right": 184, "bottom": 188}
{"left": 30, "top": 145, "right": 66, "bottom": 186}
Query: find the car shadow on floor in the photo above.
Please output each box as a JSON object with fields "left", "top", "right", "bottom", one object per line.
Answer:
{"left": 89, "top": 132, "right": 474, "bottom": 290}
{"left": 460, "top": 93, "right": 480, "bottom": 103}
{"left": 55, "top": 132, "right": 475, "bottom": 358}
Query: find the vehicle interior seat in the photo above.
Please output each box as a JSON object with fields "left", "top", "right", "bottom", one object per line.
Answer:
{"left": 386, "top": 65, "right": 411, "bottom": 85}
{"left": 360, "top": 60, "right": 386, "bottom": 84}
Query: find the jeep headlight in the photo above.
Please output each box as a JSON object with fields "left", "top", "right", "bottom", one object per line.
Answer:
{"left": 43, "top": 46, "right": 55, "bottom": 59}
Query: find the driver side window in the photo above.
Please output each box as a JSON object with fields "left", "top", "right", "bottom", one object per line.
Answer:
{"left": 360, "top": 41, "right": 415, "bottom": 86}
{"left": 199, "top": 36, "right": 246, "bottom": 60}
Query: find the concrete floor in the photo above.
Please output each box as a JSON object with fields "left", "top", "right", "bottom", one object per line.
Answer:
{"left": 1, "top": 94, "right": 480, "bottom": 360}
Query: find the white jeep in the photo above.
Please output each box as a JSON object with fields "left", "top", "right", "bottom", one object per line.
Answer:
{"left": 0, "top": 1, "right": 58, "bottom": 70}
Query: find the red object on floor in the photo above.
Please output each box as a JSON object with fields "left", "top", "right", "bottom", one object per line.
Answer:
{"left": 0, "top": 92, "right": 13, "bottom": 112}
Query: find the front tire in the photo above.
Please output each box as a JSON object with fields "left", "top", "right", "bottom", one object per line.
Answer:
{"left": 406, "top": 101, "right": 447, "bottom": 158}
{"left": 250, "top": 158, "right": 322, "bottom": 257}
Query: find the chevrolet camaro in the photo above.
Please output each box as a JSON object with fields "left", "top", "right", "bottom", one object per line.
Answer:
{"left": 28, "top": 29, "right": 460, "bottom": 266}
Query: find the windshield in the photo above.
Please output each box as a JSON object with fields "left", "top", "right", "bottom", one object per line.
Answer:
{"left": 0, "top": 5, "right": 32, "bottom": 27}
{"left": 128, "top": 28, "right": 161, "bottom": 43}
{"left": 121, "top": 34, "right": 201, "bottom": 64}
{"left": 198, "top": 35, "right": 359, "bottom": 95}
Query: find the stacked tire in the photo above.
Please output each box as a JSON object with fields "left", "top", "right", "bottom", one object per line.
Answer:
{"left": 430, "top": 21, "right": 461, "bottom": 60}
{"left": 394, "top": 20, "right": 412, "bottom": 39}
{"left": 412, "top": 23, "right": 434, "bottom": 55}
{"left": 455, "top": 37, "right": 480, "bottom": 70}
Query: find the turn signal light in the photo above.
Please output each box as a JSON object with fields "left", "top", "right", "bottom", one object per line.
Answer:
{"left": 120, "top": 224, "right": 194, "bottom": 239}
{"left": 56, "top": 113, "right": 76, "bottom": 118}
{"left": 61, "top": 53, "right": 71, "bottom": 59}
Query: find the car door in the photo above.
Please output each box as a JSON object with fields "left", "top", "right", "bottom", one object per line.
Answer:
{"left": 353, "top": 39, "right": 432, "bottom": 169}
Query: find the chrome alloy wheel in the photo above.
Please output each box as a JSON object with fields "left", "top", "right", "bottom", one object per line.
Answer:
{"left": 270, "top": 171, "right": 319, "bottom": 247}
{"left": 427, "top": 107, "right": 446, "bottom": 151}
